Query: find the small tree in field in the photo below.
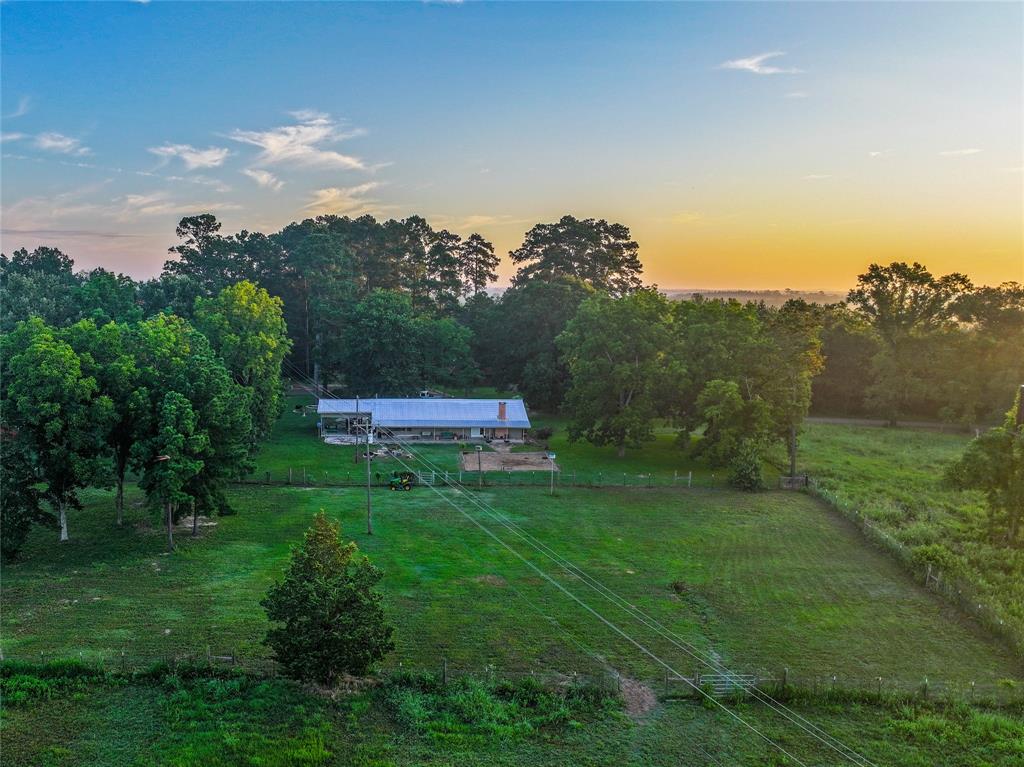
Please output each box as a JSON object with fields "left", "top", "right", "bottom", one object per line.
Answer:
{"left": 262, "top": 512, "right": 394, "bottom": 683}
{"left": 728, "top": 439, "right": 764, "bottom": 492}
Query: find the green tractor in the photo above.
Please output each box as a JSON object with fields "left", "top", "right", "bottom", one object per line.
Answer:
{"left": 388, "top": 470, "right": 416, "bottom": 491}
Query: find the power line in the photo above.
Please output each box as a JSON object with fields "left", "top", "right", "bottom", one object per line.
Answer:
{"left": 378, "top": 448, "right": 812, "bottom": 767}
{"left": 377, "top": 427, "right": 876, "bottom": 767}
{"left": 281, "top": 368, "right": 867, "bottom": 764}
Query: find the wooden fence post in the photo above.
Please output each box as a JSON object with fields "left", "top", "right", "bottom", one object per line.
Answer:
{"left": 288, "top": 468, "right": 292, "bottom": 485}
{"left": 688, "top": 470, "right": 692, "bottom": 488}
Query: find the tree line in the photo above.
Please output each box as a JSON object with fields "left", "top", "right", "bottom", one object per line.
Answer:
{"left": 1, "top": 259, "right": 290, "bottom": 558}
{"left": 3, "top": 212, "right": 1022, "bottom": 552}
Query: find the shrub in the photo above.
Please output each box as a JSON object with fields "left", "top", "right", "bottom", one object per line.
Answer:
{"left": 531, "top": 426, "right": 554, "bottom": 441}
{"left": 728, "top": 439, "right": 764, "bottom": 491}
{"left": 261, "top": 511, "right": 394, "bottom": 684}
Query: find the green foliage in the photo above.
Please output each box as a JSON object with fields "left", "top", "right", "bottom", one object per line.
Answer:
{"left": 728, "top": 439, "right": 764, "bottom": 491}
{"left": 0, "top": 318, "right": 115, "bottom": 541}
{"left": 75, "top": 268, "right": 142, "bottom": 326}
{"left": 0, "top": 437, "right": 56, "bottom": 560}
{"left": 381, "top": 672, "right": 616, "bottom": 746}
{"left": 810, "top": 305, "right": 878, "bottom": 415}
{"left": 339, "top": 289, "right": 477, "bottom": 395}
{"left": 690, "top": 380, "right": 772, "bottom": 467}
{"left": 132, "top": 313, "right": 253, "bottom": 518}
{"left": 946, "top": 394, "right": 1024, "bottom": 544}
{"left": 488, "top": 276, "right": 594, "bottom": 410}
{"left": 262, "top": 512, "right": 394, "bottom": 682}
{"left": 509, "top": 215, "right": 643, "bottom": 296}
{"left": 558, "top": 289, "right": 676, "bottom": 456}
{"left": 460, "top": 233, "right": 500, "bottom": 296}
{"left": 194, "top": 280, "right": 291, "bottom": 442}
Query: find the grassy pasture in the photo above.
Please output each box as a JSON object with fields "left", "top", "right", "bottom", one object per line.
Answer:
{"left": 5, "top": 405, "right": 1024, "bottom": 766}
{"left": 793, "top": 422, "right": 1024, "bottom": 652}
{"left": 3, "top": 483, "right": 1018, "bottom": 688}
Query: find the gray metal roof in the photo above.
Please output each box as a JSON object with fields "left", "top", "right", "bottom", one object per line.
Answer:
{"left": 316, "top": 398, "right": 531, "bottom": 429}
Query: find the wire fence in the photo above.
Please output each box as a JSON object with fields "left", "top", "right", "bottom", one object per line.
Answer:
{"left": 806, "top": 478, "right": 1023, "bottom": 659}
{"left": 235, "top": 466, "right": 727, "bottom": 491}
{"left": 5, "top": 650, "right": 1020, "bottom": 706}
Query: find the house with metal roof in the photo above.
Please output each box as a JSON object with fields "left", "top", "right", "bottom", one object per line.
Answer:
{"left": 316, "top": 398, "right": 531, "bottom": 443}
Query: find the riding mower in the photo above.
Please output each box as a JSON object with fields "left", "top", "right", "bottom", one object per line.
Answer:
{"left": 388, "top": 470, "right": 416, "bottom": 491}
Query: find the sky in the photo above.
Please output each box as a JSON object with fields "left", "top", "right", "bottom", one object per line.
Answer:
{"left": 2, "top": 1, "right": 1022, "bottom": 290}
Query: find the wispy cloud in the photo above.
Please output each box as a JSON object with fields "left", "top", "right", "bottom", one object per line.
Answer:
{"left": 1, "top": 132, "right": 27, "bottom": 143}
{"left": 33, "top": 132, "right": 91, "bottom": 156}
{"left": 148, "top": 143, "right": 230, "bottom": 170}
{"left": 230, "top": 111, "right": 367, "bottom": 171}
{"left": 938, "top": 147, "right": 982, "bottom": 157}
{"left": 111, "top": 192, "right": 241, "bottom": 220}
{"left": 720, "top": 52, "right": 802, "bottom": 75}
{"left": 303, "top": 182, "right": 380, "bottom": 216}
{"left": 802, "top": 174, "right": 832, "bottom": 181}
{"left": 868, "top": 150, "right": 893, "bottom": 158}
{"left": 4, "top": 96, "right": 32, "bottom": 119}
{"left": 243, "top": 168, "right": 284, "bottom": 191}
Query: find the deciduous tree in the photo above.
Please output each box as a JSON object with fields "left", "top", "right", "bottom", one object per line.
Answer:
{"left": 1, "top": 319, "right": 113, "bottom": 541}
{"left": 557, "top": 290, "right": 674, "bottom": 457}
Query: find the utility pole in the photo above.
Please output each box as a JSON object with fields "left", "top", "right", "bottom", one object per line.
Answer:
{"left": 358, "top": 416, "right": 373, "bottom": 536}
{"left": 476, "top": 445, "right": 483, "bottom": 488}
{"left": 548, "top": 451, "right": 557, "bottom": 496}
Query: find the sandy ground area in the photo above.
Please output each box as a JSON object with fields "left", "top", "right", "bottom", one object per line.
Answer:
{"left": 459, "top": 446, "right": 560, "bottom": 472}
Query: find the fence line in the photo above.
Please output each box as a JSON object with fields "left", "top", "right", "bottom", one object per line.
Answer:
{"left": 5, "top": 650, "right": 1020, "bottom": 706}
{"left": 234, "top": 467, "right": 720, "bottom": 491}
{"left": 806, "top": 478, "right": 1023, "bottom": 658}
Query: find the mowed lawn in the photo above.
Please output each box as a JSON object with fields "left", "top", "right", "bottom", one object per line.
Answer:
{"left": 795, "top": 421, "right": 1024, "bottom": 648}
{"left": 253, "top": 395, "right": 725, "bottom": 486}
{"left": 4, "top": 480, "right": 1019, "bottom": 688}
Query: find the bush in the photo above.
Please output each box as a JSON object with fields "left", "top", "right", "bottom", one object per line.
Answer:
{"left": 379, "top": 671, "right": 616, "bottom": 745}
{"left": 728, "top": 439, "right": 764, "bottom": 491}
{"left": 531, "top": 426, "right": 554, "bottom": 441}
{"left": 261, "top": 511, "right": 394, "bottom": 684}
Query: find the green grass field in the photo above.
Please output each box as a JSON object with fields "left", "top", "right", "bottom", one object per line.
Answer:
{"left": 6, "top": 405, "right": 1024, "bottom": 765}
{"left": 793, "top": 422, "right": 1024, "bottom": 652}
{"left": 4, "top": 481, "right": 1018, "bottom": 689}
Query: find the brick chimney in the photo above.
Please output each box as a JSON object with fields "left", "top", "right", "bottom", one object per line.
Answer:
{"left": 498, "top": 401, "right": 507, "bottom": 421}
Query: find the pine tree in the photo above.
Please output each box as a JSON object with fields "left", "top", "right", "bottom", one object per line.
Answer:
{"left": 262, "top": 512, "right": 394, "bottom": 682}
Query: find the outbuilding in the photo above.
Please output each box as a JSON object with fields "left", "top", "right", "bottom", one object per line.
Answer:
{"left": 316, "top": 398, "right": 531, "bottom": 443}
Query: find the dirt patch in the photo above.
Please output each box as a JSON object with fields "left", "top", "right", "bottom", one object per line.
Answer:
{"left": 460, "top": 450, "right": 560, "bottom": 473}
{"left": 619, "top": 676, "right": 657, "bottom": 718}
{"left": 474, "top": 574, "right": 507, "bottom": 587}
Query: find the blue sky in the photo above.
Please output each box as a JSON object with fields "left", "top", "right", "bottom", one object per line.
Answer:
{"left": 2, "top": 2, "right": 1021, "bottom": 289}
